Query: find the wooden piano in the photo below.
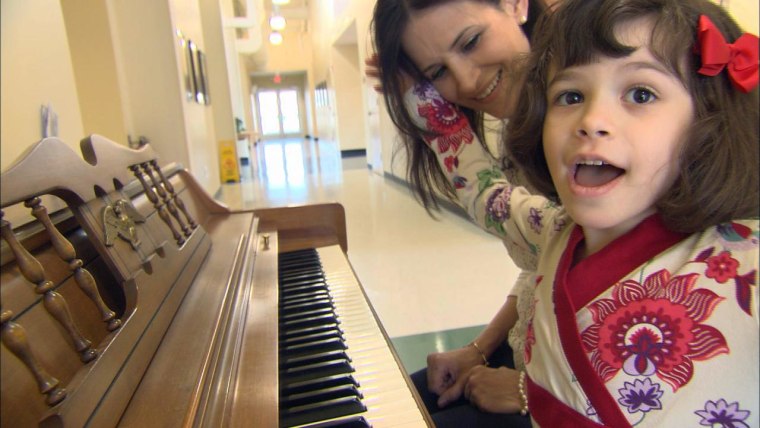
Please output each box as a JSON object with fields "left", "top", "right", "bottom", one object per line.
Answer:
{"left": 0, "top": 135, "right": 433, "bottom": 427}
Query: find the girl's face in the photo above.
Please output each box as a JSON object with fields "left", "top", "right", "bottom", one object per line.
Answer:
{"left": 401, "top": 0, "right": 530, "bottom": 119}
{"left": 542, "top": 18, "right": 694, "bottom": 252}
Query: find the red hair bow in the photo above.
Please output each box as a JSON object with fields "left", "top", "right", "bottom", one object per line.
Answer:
{"left": 696, "top": 15, "right": 759, "bottom": 93}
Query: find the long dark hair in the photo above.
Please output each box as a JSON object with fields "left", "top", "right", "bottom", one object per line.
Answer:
{"left": 371, "top": 0, "right": 546, "bottom": 213}
{"left": 508, "top": 0, "right": 759, "bottom": 233}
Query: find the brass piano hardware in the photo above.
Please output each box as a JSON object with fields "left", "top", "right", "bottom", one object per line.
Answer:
{"left": 1, "top": 309, "right": 67, "bottom": 406}
{"left": 129, "top": 164, "right": 185, "bottom": 246}
{"left": 150, "top": 160, "right": 198, "bottom": 233}
{"left": 103, "top": 199, "right": 145, "bottom": 250}
{"left": 0, "top": 212, "right": 98, "bottom": 364}
{"left": 263, "top": 233, "right": 270, "bottom": 250}
{"left": 141, "top": 162, "right": 191, "bottom": 238}
{"left": 27, "top": 197, "right": 122, "bottom": 331}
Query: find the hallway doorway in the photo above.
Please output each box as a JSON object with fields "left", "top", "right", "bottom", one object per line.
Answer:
{"left": 256, "top": 87, "right": 302, "bottom": 138}
{"left": 251, "top": 72, "right": 309, "bottom": 141}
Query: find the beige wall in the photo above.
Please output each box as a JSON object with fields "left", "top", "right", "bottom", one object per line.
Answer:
{"left": 61, "top": 0, "right": 128, "bottom": 146}
{"left": 332, "top": 37, "right": 367, "bottom": 151}
{"left": 2, "top": 0, "right": 755, "bottom": 194}
{"left": 1, "top": 0, "right": 85, "bottom": 169}
{"left": 1, "top": 0, "right": 232, "bottom": 195}
{"left": 722, "top": 0, "right": 758, "bottom": 34}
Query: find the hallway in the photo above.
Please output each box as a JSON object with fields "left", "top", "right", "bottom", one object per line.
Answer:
{"left": 216, "top": 138, "right": 523, "bottom": 372}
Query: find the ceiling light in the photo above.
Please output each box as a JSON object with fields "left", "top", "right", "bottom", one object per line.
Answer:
{"left": 272, "top": 0, "right": 290, "bottom": 4}
{"left": 269, "top": 15, "right": 286, "bottom": 31}
{"left": 269, "top": 31, "right": 283, "bottom": 45}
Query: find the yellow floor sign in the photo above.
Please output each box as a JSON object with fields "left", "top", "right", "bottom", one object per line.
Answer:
{"left": 218, "top": 140, "right": 240, "bottom": 183}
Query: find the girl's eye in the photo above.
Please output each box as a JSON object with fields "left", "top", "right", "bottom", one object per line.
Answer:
{"left": 462, "top": 33, "right": 481, "bottom": 52}
{"left": 555, "top": 91, "right": 584, "bottom": 106}
{"left": 625, "top": 87, "right": 657, "bottom": 104}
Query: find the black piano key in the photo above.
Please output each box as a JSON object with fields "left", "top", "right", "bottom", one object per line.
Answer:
{"left": 279, "top": 322, "right": 342, "bottom": 340}
{"left": 278, "top": 248, "right": 370, "bottom": 428}
{"left": 281, "top": 298, "right": 333, "bottom": 314}
{"left": 281, "top": 306, "right": 335, "bottom": 322}
{"left": 281, "top": 290, "right": 331, "bottom": 305}
{"left": 280, "top": 357, "right": 353, "bottom": 378}
{"left": 280, "top": 396, "right": 367, "bottom": 428}
{"left": 280, "top": 336, "right": 347, "bottom": 356}
{"left": 280, "top": 268, "right": 324, "bottom": 280}
{"left": 281, "top": 373, "right": 359, "bottom": 396}
{"left": 279, "top": 249, "right": 318, "bottom": 259}
{"left": 282, "top": 329, "right": 344, "bottom": 347}
{"left": 281, "top": 384, "right": 362, "bottom": 409}
{"left": 280, "top": 282, "right": 328, "bottom": 295}
{"left": 281, "top": 313, "right": 340, "bottom": 330}
{"left": 297, "top": 415, "right": 371, "bottom": 428}
{"left": 281, "top": 349, "right": 350, "bottom": 368}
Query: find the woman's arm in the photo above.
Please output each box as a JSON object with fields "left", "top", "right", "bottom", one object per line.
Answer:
{"left": 404, "top": 82, "right": 561, "bottom": 260}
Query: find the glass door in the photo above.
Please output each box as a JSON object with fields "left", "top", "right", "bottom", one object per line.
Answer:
{"left": 256, "top": 88, "right": 302, "bottom": 139}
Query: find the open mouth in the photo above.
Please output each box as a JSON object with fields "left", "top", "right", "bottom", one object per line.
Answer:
{"left": 573, "top": 160, "right": 625, "bottom": 187}
{"left": 475, "top": 69, "right": 503, "bottom": 101}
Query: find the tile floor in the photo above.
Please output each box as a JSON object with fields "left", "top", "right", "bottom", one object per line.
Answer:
{"left": 216, "top": 138, "right": 522, "bottom": 372}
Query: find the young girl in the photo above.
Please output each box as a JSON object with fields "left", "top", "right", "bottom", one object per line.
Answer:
{"left": 405, "top": 0, "right": 759, "bottom": 426}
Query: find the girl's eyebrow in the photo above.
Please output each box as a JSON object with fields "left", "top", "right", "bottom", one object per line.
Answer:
{"left": 421, "top": 25, "right": 477, "bottom": 75}
{"left": 547, "top": 58, "right": 674, "bottom": 88}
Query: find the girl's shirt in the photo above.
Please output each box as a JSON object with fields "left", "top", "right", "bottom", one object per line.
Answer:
{"left": 406, "top": 82, "right": 759, "bottom": 427}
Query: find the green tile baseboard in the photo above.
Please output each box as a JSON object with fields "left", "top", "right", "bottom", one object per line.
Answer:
{"left": 391, "top": 325, "right": 486, "bottom": 374}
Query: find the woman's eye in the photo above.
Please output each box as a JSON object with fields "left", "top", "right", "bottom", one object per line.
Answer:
{"left": 555, "top": 91, "right": 583, "bottom": 106}
{"left": 625, "top": 87, "right": 657, "bottom": 104}
{"left": 463, "top": 33, "right": 481, "bottom": 52}
{"left": 429, "top": 67, "right": 446, "bottom": 81}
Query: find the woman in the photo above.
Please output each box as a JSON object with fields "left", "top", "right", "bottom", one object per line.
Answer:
{"left": 369, "top": 0, "right": 553, "bottom": 426}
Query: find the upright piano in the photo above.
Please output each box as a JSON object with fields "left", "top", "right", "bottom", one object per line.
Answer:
{"left": 0, "top": 135, "right": 432, "bottom": 427}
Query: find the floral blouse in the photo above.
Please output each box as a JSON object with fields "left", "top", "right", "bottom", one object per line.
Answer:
{"left": 405, "top": 82, "right": 759, "bottom": 428}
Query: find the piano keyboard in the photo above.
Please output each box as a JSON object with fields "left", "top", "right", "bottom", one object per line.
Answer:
{"left": 278, "top": 245, "right": 429, "bottom": 428}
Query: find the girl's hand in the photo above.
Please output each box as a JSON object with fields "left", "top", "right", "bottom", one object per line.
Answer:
{"left": 463, "top": 366, "right": 524, "bottom": 414}
{"left": 364, "top": 53, "right": 415, "bottom": 94}
{"left": 426, "top": 346, "right": 483, "bottom": 407}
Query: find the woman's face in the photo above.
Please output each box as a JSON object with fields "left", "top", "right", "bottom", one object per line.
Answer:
{"left": 401, "top": 0, "right": 530, "bottom": 119}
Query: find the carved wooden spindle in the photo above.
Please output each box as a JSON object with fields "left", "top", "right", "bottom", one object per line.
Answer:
{"left": 141, "top": 162, "right": 190, "bottom": 237}
{"left": 1, "top": 309, "right": 67, "bottom": 406}
{"left": 150, "top": 160, "right": 197, "bottom": 232}
{"left": 129, "top": 165, "right": 184, "bottom": 246}
{"left": 0, "top": 213, "right": 98, "bottom": 363}
{"left": 25, "top": 197, "right": 122, "bottom": 332}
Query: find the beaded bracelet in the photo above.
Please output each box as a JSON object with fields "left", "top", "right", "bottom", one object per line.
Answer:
{"left": 469, "top": 341, "right": 489, "bottom": 366}
{"left": 518, "top": 370, "right": 529, "bottom": 416}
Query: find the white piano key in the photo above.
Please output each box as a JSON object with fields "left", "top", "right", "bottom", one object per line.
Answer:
{"left": 313, "top": 246, "right": 429, "bottom": 427}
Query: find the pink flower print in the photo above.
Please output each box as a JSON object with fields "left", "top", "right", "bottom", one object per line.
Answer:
{"left": 524, "top": 320, "right": 535, "bottom": 365}
{"left": 704, "top": 251, "right": 739, "bottom": 283}
{"left": 582, "top": 269, "right": 729, "bottom": 391}
{"left": 523, "top": 277, "right": 542, "bottom": 365}
{"left": 417, "top": 99, "right": 473, "bottom": 154}
{"left": 443, "top": 155, "right": 459, "bottom": 173}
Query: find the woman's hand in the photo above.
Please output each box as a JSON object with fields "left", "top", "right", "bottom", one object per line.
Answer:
{"left": 364, "top": 53, "right": 415, "bottom": 94}
{"left": 364, "top": 54, "right": 384, "bottom": 93}
{"left": 463, "top": 366, "right": 524, "bottom": 413}
{"left": 426, "top": 345, "right": 483, "bottom": 407}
